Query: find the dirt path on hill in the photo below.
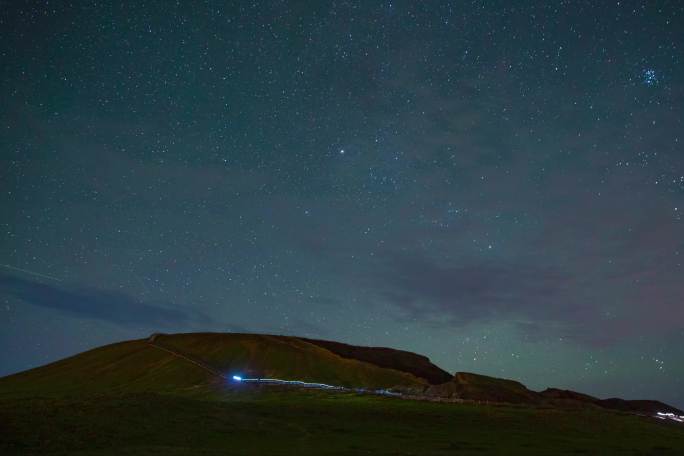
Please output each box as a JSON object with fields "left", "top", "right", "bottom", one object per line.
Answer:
{"left": 147, "top": 340, "right": 226, "bottom": 379}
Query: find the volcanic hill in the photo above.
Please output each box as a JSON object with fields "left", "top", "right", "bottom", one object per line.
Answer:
{"left": 1, "top": 332, "right": 680, "bottom": 416}
{"left": 0, "top": 332, "right": 434, "bottom": 396}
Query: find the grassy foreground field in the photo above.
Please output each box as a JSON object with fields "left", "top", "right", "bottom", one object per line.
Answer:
{"left": 2, "top": 388, "right": 684, "bottom": 455}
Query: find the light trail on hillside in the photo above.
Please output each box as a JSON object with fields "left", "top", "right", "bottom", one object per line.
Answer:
{"left": 656, "top": 412, "right": 684, "bottom": 423}
{"left": 230, "top": 375, "right": 400, "bottom": 396}
{"left": 232, "top": 375, "right": 343, "bottom": 390}
{"left": 147, "top": 338, "right": 400, "bottom": 397}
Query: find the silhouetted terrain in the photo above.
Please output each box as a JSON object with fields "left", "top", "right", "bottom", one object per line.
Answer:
{"left": 1, "top": 332, "right": 683, "bottom": 455}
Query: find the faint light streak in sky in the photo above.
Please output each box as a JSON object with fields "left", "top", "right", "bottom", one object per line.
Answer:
{"left": 0, "top": 264, "right": 63, "bottom": 282}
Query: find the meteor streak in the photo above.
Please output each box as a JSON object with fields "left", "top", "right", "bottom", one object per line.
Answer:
{"left": 0, "top": 264, "right": 63, "bottom": 282}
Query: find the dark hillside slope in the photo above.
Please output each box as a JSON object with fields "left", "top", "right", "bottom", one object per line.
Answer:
{"left": 539, "top": 388, "right": 683, "bottom": 415}
{"left": 426, "top": 372, "right": 541, "bottom": 404}
{"left": 540, "top": 388, "right": 600, "bottom": 402}
{"left": 599, "top": 398, "right": 683, "bottom": 415}
{"left": 0, "top": 333, "right": 426, "bottom": 397}
{"left": 425, "top": 375, "right": 684, "bottom": 414}
{"left": 301, "top": 337, "right": 452, "bottom": 384}
{"left": 538, "top": 388, "right": 603, "bottom": 409}
{"left": 0, "top": 339, "right": 214, "bottom": 397}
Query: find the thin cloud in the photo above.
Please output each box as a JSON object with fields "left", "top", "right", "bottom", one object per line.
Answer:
{"left": 1, "top": 273, "right": 198, "bottom": 327}
{"left": 375, "top": 251, "right": 569, "bottom": 323}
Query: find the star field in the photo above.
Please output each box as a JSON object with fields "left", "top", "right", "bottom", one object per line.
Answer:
{"left": 1, "top": 1, "right": 683, "bottom": 407}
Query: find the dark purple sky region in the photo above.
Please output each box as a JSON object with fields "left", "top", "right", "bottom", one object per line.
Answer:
{"left": 1, "top": 1, "right": 683, "bottom": 407}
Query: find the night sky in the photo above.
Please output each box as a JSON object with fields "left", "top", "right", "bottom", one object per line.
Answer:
{"left": 1, "top": 1, "right": 683, "bottom": 408}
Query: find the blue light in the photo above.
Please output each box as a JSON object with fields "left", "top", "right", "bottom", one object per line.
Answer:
{"left": 225, "top": 374, "right": 402, "bottom": 398}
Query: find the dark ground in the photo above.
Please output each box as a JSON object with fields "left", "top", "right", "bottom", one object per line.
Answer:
{"left": 2, "top": 388, "right": 684, "bottom": 455}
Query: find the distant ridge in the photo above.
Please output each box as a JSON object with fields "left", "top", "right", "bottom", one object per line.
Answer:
{"left": 423, "top": 374, "right": 683, "bottom": 415}
{"left": 0, "top": 331, "right": 680, "bottom": 416}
